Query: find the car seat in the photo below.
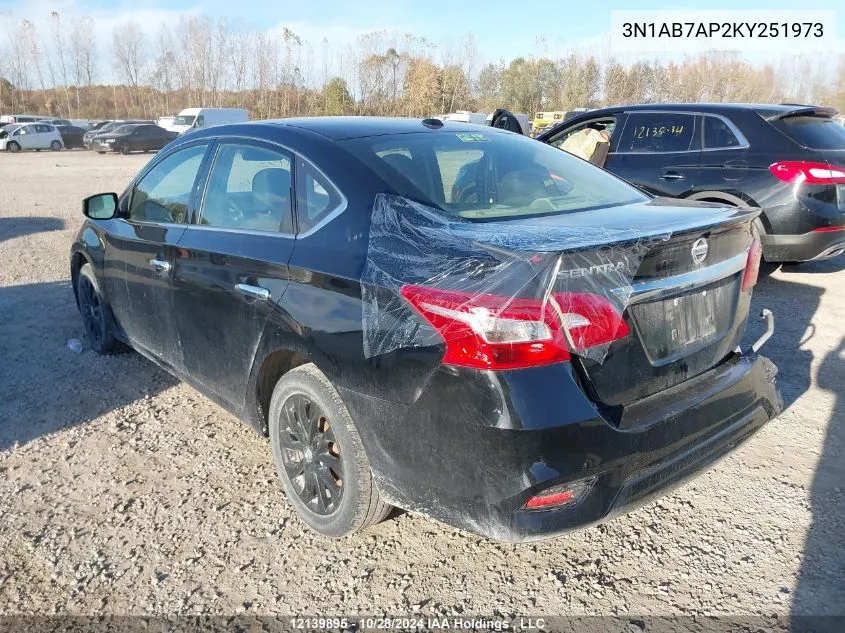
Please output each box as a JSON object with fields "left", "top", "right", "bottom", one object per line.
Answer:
{"left": 248, "top": 168, "right": 291, "bottom": 231}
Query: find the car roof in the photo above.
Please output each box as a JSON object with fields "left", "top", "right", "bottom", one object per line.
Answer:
{"left": 258, "top": 116, "right": 510, "bottom": 140}
{"left": 585, "top": 102, "right": 833, "bottom": 116}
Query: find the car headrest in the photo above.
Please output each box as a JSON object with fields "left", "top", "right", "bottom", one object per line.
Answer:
{"left": 381, "top": 153, "right": 430, "bottom": 196}
{"left": 252, "top": 168, "right": 291, "bottom": 203}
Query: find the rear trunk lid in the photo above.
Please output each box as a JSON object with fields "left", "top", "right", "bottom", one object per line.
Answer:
{"left": 506, "top": 197, "right": 759, "bottom": 406}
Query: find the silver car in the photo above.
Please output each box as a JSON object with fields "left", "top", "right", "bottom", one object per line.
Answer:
{"left": 0, "top": 122, "right": 64, "bottom": 152}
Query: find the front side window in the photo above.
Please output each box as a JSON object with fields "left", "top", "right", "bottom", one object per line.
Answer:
{"left": 128, "top": 144, "right": 207, "bottom": 223}
{"left": 703, "top": 116, "right": 742, "bottom": 149}
{"left": 343, "top": 130, "right": 647, "bottom": 220}
{"left": 199, "top": 143, "right": 293, "bottom": 232}
{"left": 618, "top": 112, "right": 697, "bottom": 153}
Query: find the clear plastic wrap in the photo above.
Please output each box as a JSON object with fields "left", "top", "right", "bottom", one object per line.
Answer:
{"left": 362, "top": 194, "right": 670, "bottom": 365}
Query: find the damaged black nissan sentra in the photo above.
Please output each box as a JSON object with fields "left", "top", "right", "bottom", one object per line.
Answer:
{"left": 70, "top": 117, "right": 782, "bottom": 542}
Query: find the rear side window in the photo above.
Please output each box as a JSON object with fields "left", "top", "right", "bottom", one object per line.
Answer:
{"left": 618, "top": 112, "right": 697, "bottom": 153}
{"left": 769, "top": 115, "right": 845, "bottom": 150}
{"left": 200, "top": 143, "right": 294, "bottom": 233}
{"left": 129, "top": 144, "right": 207, "bottom": 223}
{"left": 703, "top": 116, "right": 742, "bottom": 149}
{"left": 295, "top": 158, "right": 344, "bottom": 233}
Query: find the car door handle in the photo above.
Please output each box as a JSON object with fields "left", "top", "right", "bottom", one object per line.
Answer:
{"left": 235, "top": 283, "right": 271, "bottom": 301}
{"left": 149, "top": 258, "right": 171, "bottom": 273}
{"left": 660, "top": 171, "right": 685, "bottom": 181}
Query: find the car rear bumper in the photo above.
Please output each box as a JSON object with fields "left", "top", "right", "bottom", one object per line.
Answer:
{"left": 339, "top": 353, "right": 781, "bottom": 542}
{"left": 762, "top": 229, "right": 845, "bottom": 262}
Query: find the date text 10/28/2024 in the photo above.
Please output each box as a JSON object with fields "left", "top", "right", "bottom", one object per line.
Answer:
{"left": 289, "top": 617, "right": 548, "bottom": 630}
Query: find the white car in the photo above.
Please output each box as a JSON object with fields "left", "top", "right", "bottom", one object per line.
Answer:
{"left": 0, "top": 122, "right": 64, "bottom": 152}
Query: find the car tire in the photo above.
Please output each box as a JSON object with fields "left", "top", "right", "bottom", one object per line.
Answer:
{"left": 6, "top": 141, "right": 20, "bottom": 153}
{"left": 75, "top": 263, "right": 122, "bottom": 354}
{"left": 50, "top": 140, "right": 62, "bottom": 151}
{"left": 119, "top": 142, "right": 131, "bottom": 155}
{"left": 268, "top": 363, "right": 392, "bottom": 537}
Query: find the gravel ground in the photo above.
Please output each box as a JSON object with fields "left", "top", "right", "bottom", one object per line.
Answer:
{"left": 0, "top": 150, "right": 843, "bottom": 620}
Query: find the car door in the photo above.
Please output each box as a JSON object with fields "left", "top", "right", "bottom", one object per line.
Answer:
{"left": 153, "top": 127, "right": 173, "bottom": 150}
{"left": 126, "top": 126, "right": 143, "bottom": 151}
{"left": 103, "top": 141, "right": 212, "bottom": 372}
{"left": 609, "top": 111, "right": 701, "bottom": 198}
{"left": 14, "top": 126, "right": 34, "bottom": 149}
{"left": 34, "top": 124, "right": 51, "bottom": 148}
{"left": 172, "top": 139, "right": 296, "bottom": 407}
{"left": 698, "top": 113, "right": 751, "bottom": 190}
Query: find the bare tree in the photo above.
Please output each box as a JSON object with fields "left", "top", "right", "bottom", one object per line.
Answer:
{"left": 112, "top": 21, "right": 146, "bottom": 113}
{"left": 70, "top": 17, "right": 96, "bottom": 88}
{"left": 49, "top": 12, "right": 73, "bottom": 115}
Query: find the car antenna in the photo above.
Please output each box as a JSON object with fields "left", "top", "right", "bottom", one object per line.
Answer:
{"left": 421, "top": 118, "right": 444, "bottom": 129}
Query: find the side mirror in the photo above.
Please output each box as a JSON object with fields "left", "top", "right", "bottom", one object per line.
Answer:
{"left": 83, "top": 192, "right": 118, "bottom": 220}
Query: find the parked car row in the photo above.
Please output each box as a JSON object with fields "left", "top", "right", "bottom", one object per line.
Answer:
{"left": 0, "top": 120, "right": 179, "bottom": 155}
{"left": 2, "top": 108, "right": 252, "bottom": 155}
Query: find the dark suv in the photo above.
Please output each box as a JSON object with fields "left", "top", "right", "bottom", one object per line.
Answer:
{"left": 537, "top": 103, "right": 845, "bottom": 263}
{"left": 71, "top": 118, "right": 780, "bottom": 542}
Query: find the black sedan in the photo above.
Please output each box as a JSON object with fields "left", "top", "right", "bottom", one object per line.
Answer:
{"left": 70, "top": 117, "right": 781, "bottom": 542}
{"left": 92, "top": 124, "right": 178, "bottom": 155}
{"left": 56, "top": 125, "right": 87, "bottom": 149}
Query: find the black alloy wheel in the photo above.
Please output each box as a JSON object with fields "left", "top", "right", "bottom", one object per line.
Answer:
{"left": 277, "top": 393, "right": 344, "bottom": 515}
{"left": 77, "top": 274, "right": 105, "bottom": 350}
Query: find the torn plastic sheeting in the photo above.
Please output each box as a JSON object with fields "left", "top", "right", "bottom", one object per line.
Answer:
{"left": 362, "top": 194, "right": 669, "bottom": 365}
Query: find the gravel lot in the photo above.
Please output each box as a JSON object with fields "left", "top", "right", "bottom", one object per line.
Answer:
{"left": 1, "top": 150, "right": 843, "bottom": 620}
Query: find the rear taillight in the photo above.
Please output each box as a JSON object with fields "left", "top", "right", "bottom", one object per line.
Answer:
{"left": 742, "top": 236, "right": 763, "bottom": 291}
{"left": 811, "top": 226, "right": 845, "bottom": 232}
{"left": 400, "top": 284, "right": 628, "bottom": 370}
{"left": 523, "top": 477, "right": 596, "bottom": 511}
{"left": 769, "top": 161, "right": 845, "bottom": 185}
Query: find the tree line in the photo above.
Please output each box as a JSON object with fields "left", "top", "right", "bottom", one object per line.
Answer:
{"left": 2, "top": 13, "right": 844, "bottom": 121}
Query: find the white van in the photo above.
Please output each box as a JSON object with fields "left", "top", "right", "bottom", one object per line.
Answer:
{"left": 0, "top": 114, "right": 48, "bottom": 125}
{"left": 443, "top": 111, "right": 489, "bottom": 126}
{"left": 166, "top": 108, "right": 249, "bottom": 135}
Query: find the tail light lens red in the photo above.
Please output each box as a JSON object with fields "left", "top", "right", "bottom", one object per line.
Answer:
{"left": 811, "top": 226, "right": 845, "bottom": 232}
{"left": 400, "top": 284, "right": 629, "bottom": 370}
{"left": 523, "top": 477, "right": 597, "bottom": 511}
{"left": 742, "top": 236, "right": 763, "bottom": 291}
{"left": 769, "top": 161, "right": 845, "bottom": 185}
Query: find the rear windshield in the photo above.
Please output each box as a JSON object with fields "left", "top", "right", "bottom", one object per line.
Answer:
{"left": 769, "top": 115, "right": 845, "bottom": 150}
{"left": 342, "top": 130, "right": 646, "bottom": 220}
